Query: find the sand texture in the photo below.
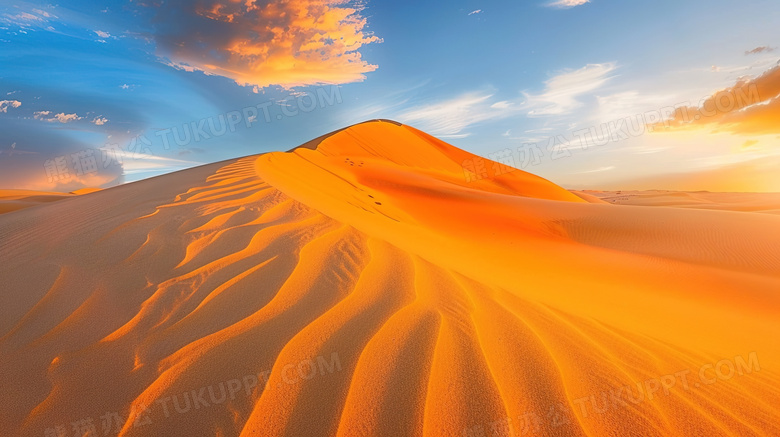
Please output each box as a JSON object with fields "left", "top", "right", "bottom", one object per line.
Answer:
{"left": 1, "top": 121, "right": 778, "bottom": 436}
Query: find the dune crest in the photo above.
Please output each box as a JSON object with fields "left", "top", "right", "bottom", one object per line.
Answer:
{"left": 1, "top": 120, "right": 778, "bottom": 436}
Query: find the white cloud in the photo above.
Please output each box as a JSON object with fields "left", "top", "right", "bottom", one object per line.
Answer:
{"left": 469, "top": 10, "right": 483, "bottom": 15}
{"left": 92, "top": 116, "right": 108, "bottom": 126}
{"left": 34, "top": 111, "right": 83, "bottom": 123}
{"left": 439, "top": 133, "right": 472, "bottom": 139}
{"left": 1, "top": 9, "right": 55, "bottom": 28}
{"left": 593, "top": 90, "right": 676, "bottom": 123}
{"left": 95, "top": 30, "right": 111, "bottom": 38}
{"left": 546, "top": 0, "right": 590, "bottom": 9}
{"left": 390, "top": 65, "right": 615, "bottom": 137}
{"left": 32, "top": 9, "right": 52, "bottom": 18}
{"left": 3, "top": 12, "right": 43, "bottom": 23}
{"left": 399, "top": 93, "right": 513, "bottom": 136}
{"left": 53, "top": 113, "right": 81, "bottom": 123}
{"left": 119, "top": 155, "right": 201, "bottom": 175}
{"left": 0, "top": 100, "right": 21, "bottom": 112}
{"left": 523, "top": 62, "right": 617, "bottom": 116}
{"left": 579, "top": 166, "right": 615, "bottom": 173}
{"left": 491, "top": 101, "right": 513, "bottom": 109}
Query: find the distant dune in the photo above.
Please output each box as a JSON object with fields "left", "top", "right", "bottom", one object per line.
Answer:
{"left": 574, "top": 189, "right": 780, "bottom": 214}
{"left": 0, "top": 120, "right": 778, "bottom": 436}
{"left": 0, "top": 188, "right": 101, "bottom": 215}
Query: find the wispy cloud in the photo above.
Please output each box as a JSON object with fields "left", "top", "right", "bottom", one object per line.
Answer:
{"left": 593, "top": 90, "right": 676, "bottom": 123}
{"left": 745, "top": 46, "right": 774, "bottom": 55}
{"left": 398, "top": 93, "right": 515, "bottom": 137}
{"left": 546, "top": 0, "right": 590, "bottom": 9}
{"left": 468, "top": 10, "right": 483, "bottom": 15}
{"left": 579, "top": 165, "right": 615, "bottom": 173}
{"left": 2, "top": 12, "right": 44, "bottom": 23}
{"left": 1, "top": 7, "right": 56, "bottom": 29}
{"left": 741, "top": 139, "right": 759, "bottom": 149}
{"left": 119, "top": 154, "right": 201, "bottom": 175}
{"left": 523, "top": 62, "right": 617, "bottom": 116}
{"left": 491, "top": 101, "right": 513, "bottom": 109}
{"left": 31, "top": 8, "right": 52, "bottom": 18}
{"left": 384, "top": 63, "right": 616, "bottom": 139}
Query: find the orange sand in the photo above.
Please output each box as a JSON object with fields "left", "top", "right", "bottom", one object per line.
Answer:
{"left": 0, "top": 188, "right": 101, "bottom": 215}
{"left": 0, "top": 120, "right": 778, "bottom": 436}
{"left": 575, "top": 189, "right": 780, "bottom": 214}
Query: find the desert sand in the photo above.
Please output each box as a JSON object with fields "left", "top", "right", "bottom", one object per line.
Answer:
{"left": 574, "top": 189, "right": 780, "bottom": 214}
{"left": 0, "top": 120, "right": 778, "bottom": 436}
{"left": 0, "top": 188, "right": 101, "bottom": 215}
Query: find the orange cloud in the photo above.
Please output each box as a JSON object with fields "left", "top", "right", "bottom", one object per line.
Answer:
{"left": 150, "top": 0, "right": 381, "bottom": 89}
{"left": 655, "top": 64, "right": 780, "bottom": 135}
{"left": 0, "top": 153, "right": 122, "bottom": 192}
{"left": 745, "top": 46, "right": 774, "bottom": 55}
{"left": 741, "top": 139, "right": 759, "bottom": 149}
{"left": 0, "top": 100, "right": 22, "bottom": 113}
{"left": 33, "top": 111, "right": 83, "bottom": 123}
{"left": 612, "top": 157, "right": 780, "bottom": 193}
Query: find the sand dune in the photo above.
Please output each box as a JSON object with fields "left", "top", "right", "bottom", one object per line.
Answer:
{"left": 577, "top": 190, "right": 780, "bottom": 214}
{"left": 0, "top": 188, "right": 101, "bottom": 215}
{"left": 0, "top": 120, "right": 778, "bottom": 436}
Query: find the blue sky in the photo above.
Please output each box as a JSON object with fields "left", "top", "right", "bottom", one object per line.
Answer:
{"left": 1, "top": 0, "right": 779, "bottom": 191}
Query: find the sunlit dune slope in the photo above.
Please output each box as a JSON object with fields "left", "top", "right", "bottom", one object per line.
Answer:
{"left": 0, "top": 120, "right": 778, "bottom": 437}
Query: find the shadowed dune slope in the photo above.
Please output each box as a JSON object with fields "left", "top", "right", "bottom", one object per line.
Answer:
{"left": 0, "top": 120, "right": 778, "bottom": 437}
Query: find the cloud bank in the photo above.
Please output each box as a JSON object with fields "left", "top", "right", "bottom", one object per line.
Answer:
{"left": 656, "top": 64, "right": 780, "bottom": 135}
{"left": 144, "top": 0, "right": 381, "bottom": 89}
